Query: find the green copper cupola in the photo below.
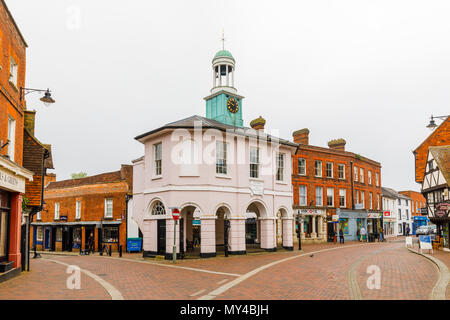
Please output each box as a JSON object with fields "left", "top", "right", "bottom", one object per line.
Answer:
{"left": 204, "top": 48, "right": 244, "bottom": 127}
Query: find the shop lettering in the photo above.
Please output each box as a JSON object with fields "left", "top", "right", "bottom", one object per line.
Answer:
{"left": 0, "top": 172, "right": 18, "bottom": 186}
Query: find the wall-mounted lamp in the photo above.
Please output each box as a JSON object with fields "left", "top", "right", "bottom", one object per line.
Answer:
{"left": 20, "top": 87, "right": 56, "bottom": 106}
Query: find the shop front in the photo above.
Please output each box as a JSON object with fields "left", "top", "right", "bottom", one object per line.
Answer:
{"left": 367, "top": 212, "right": 383, "bottom": 241}
{"left": 382, "top": 211, "right": 396, "bottom": 238}
{"left": 0, "top": 159, "right": 33, "bottom": 273}
{"left": 296, "top": 208, "right": 327, "bottom": 243}
{"left": 413, "top": 216, "right": 429, "bottom": 235}
{"left": 336, "top": 209, "right": 368, "bottom": 241}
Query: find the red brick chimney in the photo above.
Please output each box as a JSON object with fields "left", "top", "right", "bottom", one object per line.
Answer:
{"left": 24, "top": 110, "right": 36, "bottom": 136}
{"left": 328, "top": 138, "right": 346, "bottom": 151}
{"left": 293, "top": 129, "right": 309, "bottom": 145}
{"left": 250, "top": 116, "right": 266, "bottom": 131}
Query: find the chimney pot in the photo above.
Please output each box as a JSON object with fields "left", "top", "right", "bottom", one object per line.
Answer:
{"left": 328, "top": 138, "right": 346, "bottom": 151}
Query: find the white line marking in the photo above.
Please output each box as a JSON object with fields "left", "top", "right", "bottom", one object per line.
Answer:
{"left": 95, "top": 256, "right": 241, "bottom": 277}
{"left": 198, "top": 243, "right": 372, "bottom": 300}
{"left": 44, "top": 258, "right": 124, "bottom": 300}
{"left": 217, "top": 279, "right": 228, "bottom": 285}
{"left": 189, "top": 289, "right": 207, "bottom": 297}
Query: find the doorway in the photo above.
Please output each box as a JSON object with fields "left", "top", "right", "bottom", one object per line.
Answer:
{"left": 85, "top": 226, "right": 95, "bottom": 250}
{"left": 51, "top": 227, "right": 56, "bottom": 251}
{"left": 44, "top": 227, "right": 50, "bottom": 249}
{"left": 157, "top": 219, "right": 166, "bottom": 255}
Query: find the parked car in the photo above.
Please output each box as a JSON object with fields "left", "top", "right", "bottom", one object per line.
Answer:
{"left": 416, "top": 225, "right": 436, "bottom": 236}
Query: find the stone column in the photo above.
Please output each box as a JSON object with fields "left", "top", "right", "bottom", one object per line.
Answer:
{"left": 226, "top": 64, "right": 229, "bottom": 86}
{"left": 232, "top": 67, "right": 234, "bottom": 87}
{"left": 229, "top": 218, "right": 246, "bottom": 254}
{"left": 311, "top": 215, "right": 317, "bottom": 238}
{"left": 259, "top": 218, "right": 276, "bottom": 251}
{"left": 318, "top": 215, "right": 324, "bottom": 240}
{"left": 218, "top": 65, "right": 222, "bottom": 86}
{"left": 282, "top": 218, "right": 294, "bottom": 250}
{"left": 200, "top": 216, "right": 216, "bottom": 258}
{"left": 213, "top": 66, "right": 216, "bottom": 88}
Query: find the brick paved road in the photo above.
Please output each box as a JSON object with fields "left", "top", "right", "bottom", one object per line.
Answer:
{"left": 0, "top": 241, "right": 445, "bottom": 300}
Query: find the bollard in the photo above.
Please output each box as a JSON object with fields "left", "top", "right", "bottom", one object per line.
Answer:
{"left": 109, "top": 245, "right": 112, "bottom": 256}
{"left": 119, "top": 244, "right": 122, "bottom": 258}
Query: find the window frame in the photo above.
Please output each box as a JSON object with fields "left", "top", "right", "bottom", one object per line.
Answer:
{"left": 360, "top": 168, "right": 364, "bottom": 183}
{"left": 338, "top": 163, "right": 345, "bottom": 179}
{"left": 314, "top": 160, "right": 322, "bottom": 177}
{"left": 299, "top": 185, "right": 307, "bottom": 206}
{"left": 7, "top": 116, "right": 15, "bottom": 161}
{"left": 315, "top": 186, "right": 323, "bottom": 206}
{"left": 326, "top": 187, "right": 334, "bottom": 207}
{"left": 250, "top": 146, "right": 260, "bottom": 178}
{"left": 75, "top": 200, "right": 81, "bottom": 220}
{"left": 215, "top": 141, "right": 228, "bottom": 175}
{"left": 54, "top": 202, "right": 60, "bottom": 220}
{"left": 153, "top": 142, "right": 162, "bottom": 176}
{"left": 104, "top": 198, "right": 113, "bottom": 218}
{"left": 298, "top": 158, "right": 306, "bottom": 176}
{"left": 9, "top": 55, "right": 18, "bottom": 87}
{"left": 276, "top": 153, "right": 285, "bottom": 181}
{"left": 326, "top": 162, "right": 333, "bottom": 178}
{"left": 339, "top": 189, "right": 346, "bottom": 208}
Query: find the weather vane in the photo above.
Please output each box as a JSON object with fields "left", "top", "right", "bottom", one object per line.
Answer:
{"left": 221, "top": 29, "right": 226, "bottom": 50}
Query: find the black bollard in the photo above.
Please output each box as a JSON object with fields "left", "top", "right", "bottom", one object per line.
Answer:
{"left": 119, "top": 244, "right": 122, "bottom": 257}
{"left": 109, "top": 245, "right": 112, "bottom": 256}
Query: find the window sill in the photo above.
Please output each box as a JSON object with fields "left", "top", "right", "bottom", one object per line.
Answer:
{"left": 216, "top": 174, "right": 232, "bottom": 179}
{"left": 276, "top": 180, "right": 288, "bottom": 185}
{"left": 249, "top": 177, "right": 264, "bottom": 182}
{"left": 103, "top": 217, "right": 114, "bottom": 220}
{"left": 151, "top": 175, "right": 162, "bottom": 180}
{"left": 179, "top": 174, "right": 200, "bottom": 177}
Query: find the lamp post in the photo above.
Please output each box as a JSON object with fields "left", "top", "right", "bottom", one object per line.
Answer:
{"left": 169, "top": 207, "right": 180, "bottom": 263}
{"left": 426, "top": 115, "right": 449, "bottom": 130}
{"left": 296, "top": 211, "right": 303, "bottom": 251}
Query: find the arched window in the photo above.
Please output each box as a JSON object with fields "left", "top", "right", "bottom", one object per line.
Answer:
{"left": 151, "top": 201, "right": 166, "bottom": 215}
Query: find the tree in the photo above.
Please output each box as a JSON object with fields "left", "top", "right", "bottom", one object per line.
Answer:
{"left": 71, "top": 172, "right": 87, "bottom": 179}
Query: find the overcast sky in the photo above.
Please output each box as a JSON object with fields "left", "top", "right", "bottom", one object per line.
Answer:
{"left": 7, "top": 0, "right": 450, "bottom": 191}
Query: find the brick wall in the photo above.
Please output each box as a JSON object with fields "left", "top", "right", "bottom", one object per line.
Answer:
{"left": 399, "top": 190, "right": 426, "bottom": 216}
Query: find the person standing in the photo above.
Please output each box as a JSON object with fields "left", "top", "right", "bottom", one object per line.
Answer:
{"left": 360, "top": 226, "right": 367, "bottom": 242}
{"left": 406, "top": 225, "right": 410, "bottom": 237}
{"left": 88, "top": 232, "right": 95, "bottom": 254}
{"left": 379, "top": 227, "right": 384, "bottom": 242}
{"left": 339, "top": 228, "right": 344, "bottom": 244}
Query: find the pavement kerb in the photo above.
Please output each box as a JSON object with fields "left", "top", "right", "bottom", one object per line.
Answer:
{"left": 407, "top": 248, "right": 449, "bottom": 300}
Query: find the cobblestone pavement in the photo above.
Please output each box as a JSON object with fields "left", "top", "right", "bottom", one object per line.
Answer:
{"left": 0, "top": 241, "right": 445, "bottom": 300}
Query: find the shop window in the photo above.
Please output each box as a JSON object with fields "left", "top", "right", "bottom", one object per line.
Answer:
{"left": 37, "top": 226, "right": 43, "bottom": 241}
{"left": 73, "top": 228, "right": 81, "bottom": 247}
{"left": 103, "top": 227, "right": 119, "bottom": 243}
{"left": 339, "top": 218, "right": 349, "bottom": 235}
{"left": 0, "top": 211, "right": 8, "bottom": 258}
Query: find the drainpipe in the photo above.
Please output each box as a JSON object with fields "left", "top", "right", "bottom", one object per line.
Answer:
{"left": 350, "top": 161, "right": 355, "bottom": 210}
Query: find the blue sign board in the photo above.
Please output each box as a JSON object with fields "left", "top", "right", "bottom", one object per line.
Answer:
{"left": 193, "top": 219, "right": 201, "bottom": 226}
{"left": 127, "top": 238, "right": 142, "bottom": 252}
{"left": 419, "top": 235, "right": 431, "bottom": 243}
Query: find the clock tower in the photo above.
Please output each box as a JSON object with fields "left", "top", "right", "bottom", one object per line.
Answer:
{"left": 204, "top": 49, "right": 244, "bottom": 127}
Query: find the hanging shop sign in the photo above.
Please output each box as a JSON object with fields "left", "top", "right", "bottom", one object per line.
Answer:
{"left": 383, "top": 211, "right": 391, "bottom": 218}
{"left": 435, "top": 202, "right": 449, "bottom": 218}
{"left": 420, "top": 207, "right": 428, "bottom": 216}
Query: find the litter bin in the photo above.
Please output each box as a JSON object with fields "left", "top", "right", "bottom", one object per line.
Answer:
{"left": 127, "top": 238, "right": 142, "bottom": 253}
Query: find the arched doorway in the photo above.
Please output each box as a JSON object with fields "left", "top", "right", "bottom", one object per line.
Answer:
{"left": 181, "top": 205, "right": 201, "bottom": 256}
{"left": 215, "top": 205, "right": 231, "bottom": 254}
{"left": 245, "top": 201, "right": 270, "bottom": 251}
{"left": 149, "top": 200, "right": 167, "bottom": 256}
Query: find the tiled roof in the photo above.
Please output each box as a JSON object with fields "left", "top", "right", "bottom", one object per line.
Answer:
{"left": 135, "top": 115, "right": 298, "bottom": 148}
{"left": 381, "top": 187, "right": 410, "bottom": 200}
{"left": 46, "top": 171, "right": 123, "bottom": 190}
{"left": 429, "top": 145, "right": 450, "bottom": 185}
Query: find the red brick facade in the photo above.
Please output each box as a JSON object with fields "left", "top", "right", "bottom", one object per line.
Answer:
{"left": 292, "top": 130, "right": 382, "bottom": 217}
{"left": 399, "top": 190, "right": 426, "bottom": 217}
{"left": 30, "top": 165, "right": 133, "bottom": 252}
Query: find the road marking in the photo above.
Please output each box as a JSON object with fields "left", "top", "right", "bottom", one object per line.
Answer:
{"left": 217, "top": 279, "right": 228, "bottom": 285}
{"left": 189, "top": 289, "right": 206, "bottom": 297}
{"left": 94, "top": 256, "right": 241, "bottom": 277}
{"left": 197, "top": 243, "right": 372, "bottom": 300}
{"left": 407, "top": 248, "right": 450, "bottom": 300}
{"left": 43, "top": 258, "right": 124, "bottom": 300}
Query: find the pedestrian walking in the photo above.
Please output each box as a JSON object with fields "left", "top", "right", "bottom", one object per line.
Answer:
{"left": 378, "top": 227, "right": 384, "bottom": 242}
{"left": 339, "top": 228, "right": 344, "bottom": 244}
{"left": 360, "top": 226, "right": 367, "bottom": 242}
{"left": 406, "top": 225, "right": 410, "bottom": 237}
{"left": 88, "top": 232, "right": 95, "bottom": 254}
{"left": 357, "top": 228, "right": 361, "bottom": 242}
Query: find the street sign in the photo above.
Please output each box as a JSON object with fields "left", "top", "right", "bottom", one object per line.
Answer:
{"left": 420, "top": 207, "right": 428, "bottom": 216}
{"left": 193, "top": 219, "right": 201, "bottom": 226}
{"left": 171, "top": 208, "right": 180, "bottom": 220}
{"left": 383, "top": 211, "right": 391, "bottom": 217}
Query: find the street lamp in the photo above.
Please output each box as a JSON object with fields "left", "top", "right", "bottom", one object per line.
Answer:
{"left": 20, "top": 87, "right": 56, "bottom": 106}
{"left": 296, "top": 211, "right": 303, "bottom": 251}
{"left": 426, "top": 115, "right": 449, "bottom": 131}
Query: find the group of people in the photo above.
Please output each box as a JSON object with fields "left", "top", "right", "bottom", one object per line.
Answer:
{"left": 338, "top": 226, "right": 387, "bottom": 243}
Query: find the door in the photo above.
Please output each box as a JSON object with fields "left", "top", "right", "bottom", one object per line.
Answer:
{"left": 68, "top": 227, "right": 73, "bottom": 251}
{"left": 0, "top": 210, "right": 9, "bottom": 262}
{"left": 85, "top": 226, "right": 94, "bottom": 250}
{"left": 62, "top": 228, "right": 68, "bottom": 251}
{"left": 157, "top": 219, "right": 166, "bottom": 255}
{"left": 21, "top": 224, "right": 26, "bottom": 270}
{"left": 51, "top": 227, "right": 56, "bottom": 251}
{"left": 44, "top": 228, "right": 50, "bottom": 249}
{"left": 98, "top": 228, "right": 103, "bottom": 251}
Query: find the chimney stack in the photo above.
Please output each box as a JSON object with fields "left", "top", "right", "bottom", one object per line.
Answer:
{"left": 328, "top": 138, "right": 346, "bottom": 151}
{"left": 24, "top": 110, "right": 36, "bottom": 136}
{"left": 250, "top": 116, "right": 266, "bottom": 131}
{"left": 293, "top": 128, "right": 309, "bottom": 145}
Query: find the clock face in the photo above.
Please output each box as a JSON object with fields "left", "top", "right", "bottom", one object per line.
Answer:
{"left": 227, "top": 97, "right": 239, "bottom": 113}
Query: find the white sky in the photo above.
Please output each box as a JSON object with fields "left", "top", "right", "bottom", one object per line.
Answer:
{"left": 7, "top": 0, "right": 450, "bottom": 191}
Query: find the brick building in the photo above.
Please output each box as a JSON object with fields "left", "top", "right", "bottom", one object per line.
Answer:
{"left": 30, "top": 165, "right": 136, "bottom": 253}
{"left": 292, "top": 129, "right": 382, "bottom": 243}
{"left": 399, "top": 190, "right": 427, "bottom": 234}
{"left": 0, "top": 0, "right": 34, "bottom": 278}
